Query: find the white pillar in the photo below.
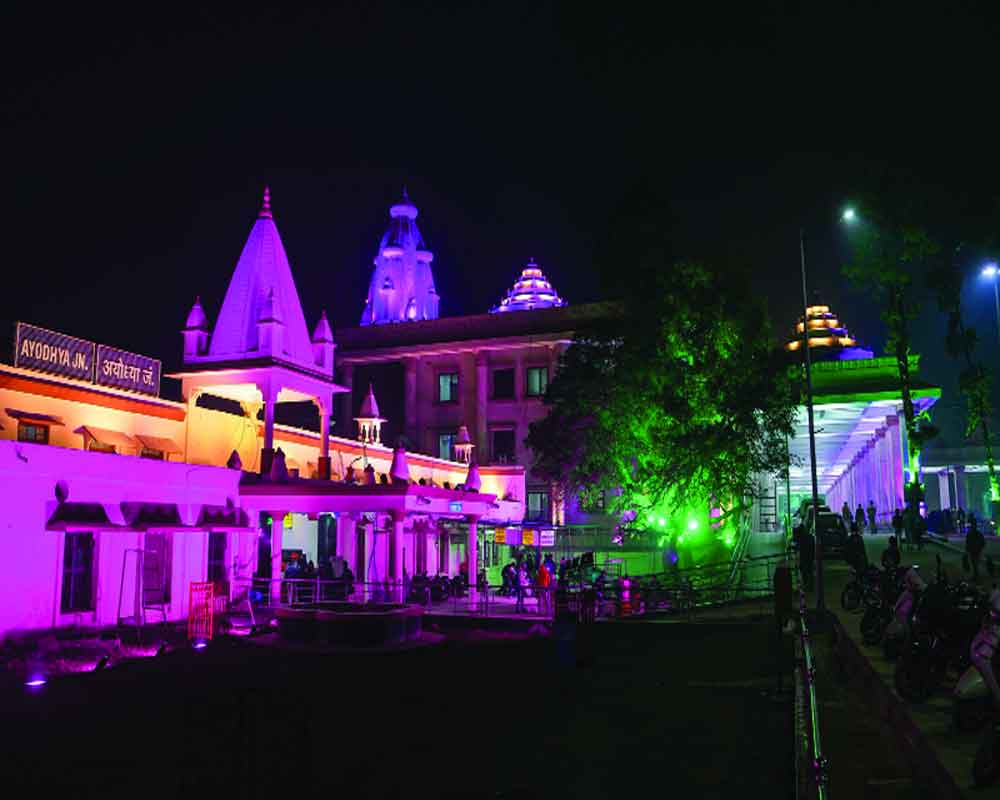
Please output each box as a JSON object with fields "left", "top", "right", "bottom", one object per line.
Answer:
{"left": 391, "top": 511, "right": 404, "bottom": 582}
{"left": 466, "top": 516, "right": 479, "bottom": 589}
{"left": 337, "top": 513, "right": 356, "bottom": 568}
{"left": 938, "top": 468, "right": 952, "bottom": 510}
{"left": 888, "top": 416, "right": 903, "bottom": 508}
{"left": 263, "top": 397, "right": 276, "bottom": 452}
{"left": 318, "top": 400, "right": 330, "bottom": 460}
{"left": 270, "top": 511, "right": 285, "bottom": 604}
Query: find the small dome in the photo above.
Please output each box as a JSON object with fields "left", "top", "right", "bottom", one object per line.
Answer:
{"left": 185, "top": 296, "right": 208, "bottom": 330}
{"left": 490, "top": 259, "right": 567, "bottom": 313}
{"left": 456, "top": 425, "right": 472, "bottom": 445}
{"left": 312, "top": 310, "right": 334, "bottom": 343}
{"left": 464, "top": 461, "right": 481, "bottom": 492}
{"left": 389, "top": 188, "right": 418, "bottom": 221}
{"left": 358, "top": 383, "right": 382, "bottom": 419}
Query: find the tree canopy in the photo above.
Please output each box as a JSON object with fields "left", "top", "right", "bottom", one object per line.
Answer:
{"left": 526, "top": 259, "right": 796, "bottom": 534}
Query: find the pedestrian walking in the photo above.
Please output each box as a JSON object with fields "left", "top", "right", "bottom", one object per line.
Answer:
{"left": 854, "top": 504, "right": 866, "bottom": 536}
{"left": 866, "top": 500, "right": 877, "bottom": 534}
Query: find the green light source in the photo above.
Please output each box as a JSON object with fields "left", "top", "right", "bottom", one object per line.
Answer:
{"left": 842, "top": 207, "right": 856, "bottom": 223}
{"left": 657, "top": 517, "right": 667, "bottom": 528}
{"left": 687, "top": 518, "right": 699, "bottom": 531}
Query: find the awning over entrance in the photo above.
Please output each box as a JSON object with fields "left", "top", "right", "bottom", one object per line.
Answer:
{"left": 75, "top": 425, "right": 139, "bottom": 452}
{"left": 5, "top": 408, "right": 64, "bottom": 426}
{"left": 46, "top": 501, "right": 254, "bottom": 532}
{"left": 134, "top": 434, "right": 182, "bottom": 454}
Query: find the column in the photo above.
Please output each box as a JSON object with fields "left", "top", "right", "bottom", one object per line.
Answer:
{"left": 258, "top": 381, "right": 279, "bottom": 475}
{"left": 514, "top": 352, "right": 525, "bottom": 401}
{"left": 337, "top": 513, "right": 357, "bottom": 569}
{"left": 887, "top": 416, "right": 904, "bottom": 508}
{"left": 390, "top": 510, "right": 404, "bottom": 583}
{"left": 938, "top": 469, "right": 951, "bottom": 511}
{"left": 315, "top": 396, "right": 331, "bottom": 479}
{"left": 953, "top": 466, "right": 967, "bottom": 510}
{"left": 466, "top": 516, "right": 479, "bottom": 591}
{"left": 270, "top": 511, "right": 285, "bottom": 605}
{"left": 547, "top": 344, "right": 559, "bottom": 385}
{"left": 337, "top": 363, "right": 354, "bottom": 438}
{"left": 475, "top": 352, "right": 489, "bottom": 456}
{"left": 403, "top": 357, "right": 418, "bottom": 450}
{"left": 425, "top": 531, "right": 436, "bottom": 575}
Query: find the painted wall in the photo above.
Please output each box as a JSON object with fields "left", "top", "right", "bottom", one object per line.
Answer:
{"left": 0, "top": 440, "right": 241, "bottom": 637}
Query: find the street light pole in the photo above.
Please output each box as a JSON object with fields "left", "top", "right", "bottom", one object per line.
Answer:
{"left": 983, "top": 263, "right": 1000, "bottom": 344}
{"left": 799, "top": 228, "right": 824, "bottom": 613}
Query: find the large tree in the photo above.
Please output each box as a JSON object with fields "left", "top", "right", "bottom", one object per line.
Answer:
{"left": 928, "top": 249, "right": 999, "bottom": 509}
{"left": 527, "top": 259, "right": 796, "bottom": 538}
{"left": 842, "top": 190, "right": 940, "bottom": 506}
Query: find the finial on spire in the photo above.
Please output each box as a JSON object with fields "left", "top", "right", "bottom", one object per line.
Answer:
{"left": 402, "top": 185, "right": 409, "bottom": 201}
{"left": 259, "top": 185, "right": 272, "bottom": 218}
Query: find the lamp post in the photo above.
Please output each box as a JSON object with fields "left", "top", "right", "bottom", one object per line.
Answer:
{"left": 799, "top": 227, "right": 824, "bottom": 613}
{"left": 982, "top": 262, "right": 1000, "bottom": 344}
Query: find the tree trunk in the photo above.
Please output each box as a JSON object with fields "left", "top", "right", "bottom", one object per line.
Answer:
{"left": 891, "top": 288, "right": 922, "bottom": 505}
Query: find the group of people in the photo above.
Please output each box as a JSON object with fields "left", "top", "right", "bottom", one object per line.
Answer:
{"left": 500, "top": 552, "right": 560, "bottom": 613}
{"left": 840, "top": 501, "right": 880, "bottom": 535}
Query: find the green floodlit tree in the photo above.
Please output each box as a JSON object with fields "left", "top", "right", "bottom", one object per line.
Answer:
{"left": 526, "top": 260, "right": 797, "bottom": 536}
{"left": 928, "top": 251, "right": 999, "bottom": 506}
{"left": 842, "top": 195, "right": 940, "bottom": 507}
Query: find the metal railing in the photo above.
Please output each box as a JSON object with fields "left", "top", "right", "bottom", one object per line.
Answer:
{"left": 795, "top": 579, "right": 828, "bottom": 800}
{"left": 222, "top": 549, "right": 789, "bottom": 625}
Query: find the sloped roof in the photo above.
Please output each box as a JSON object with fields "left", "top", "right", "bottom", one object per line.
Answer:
{"left": 206, "top": 191, "right": 315, "bottom": 370}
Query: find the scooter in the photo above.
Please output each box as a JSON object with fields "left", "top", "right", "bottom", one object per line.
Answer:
{"left": 842, "top": 564, "right": 880, "bottom": 613}
{"left": 882, "top": 566, "right": 925, "bottom": 661}
{"left": 860, "top": 566, "right": 905, "bottom": 646}
{"left": 966, "top": 589, "right": 1000, "bottom": 787}
{"left": 895, "top": 565, "right": 984, "bottom": 701}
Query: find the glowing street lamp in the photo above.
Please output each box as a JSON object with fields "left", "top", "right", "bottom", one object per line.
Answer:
{"left": 841, "top": 207, "right": 857, "bottom": 223}
{"left": 982, "top": 262, "right": 1000, "bottom": 343}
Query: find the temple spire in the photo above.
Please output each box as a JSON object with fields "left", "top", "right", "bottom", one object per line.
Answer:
{"left": 259, "top": 185, "right": 272, "bottom": 219}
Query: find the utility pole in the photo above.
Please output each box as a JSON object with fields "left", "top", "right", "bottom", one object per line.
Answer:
{"left": 800, "top": 228, "right": 824, "bottom": 613}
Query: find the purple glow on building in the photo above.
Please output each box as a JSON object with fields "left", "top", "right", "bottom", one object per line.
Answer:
{"left": 25, "top": 677, "right": 46, "bottom": 688}
{"left": 491, "top": 259, "right": 567, "bottom": 313}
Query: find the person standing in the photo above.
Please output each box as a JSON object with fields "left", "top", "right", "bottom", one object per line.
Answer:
{"left": 866, "top": 500, "right": 878, "bottom": 534}
{"left": 855, "top": 504, "right": 866, "bottom": 536}
{"left": 881, "top": 535, "right": 901, "bottom": 570}
{"left": 841, "top": 501, "right": 852, "bottom": 530}
{"left": 536, "top": 560, "right": 552, "bottom": 616}
{"left": 967, "top": 516, "right": 986, "bottom": 583}
{"left": 892, "top": 508, "right": 904, "bottom": 544}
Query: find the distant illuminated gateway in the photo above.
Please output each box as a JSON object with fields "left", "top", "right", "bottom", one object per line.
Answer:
{"left": 785, "top": 302, "right": 873, "bottom": 361}
{"left": 490, "top": 258, "right": 567, "bottom": 313}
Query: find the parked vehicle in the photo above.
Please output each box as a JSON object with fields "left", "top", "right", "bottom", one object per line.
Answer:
{"left": 841, "top": 564, "right": 880, "bottom": 612}
{"left": 810, "top": 511, "right": 848, "bottom": 556}
{"left": 970, "top": 590, "right": 1000, "bottom": 787}
{"left": 895, "top": 569, "right": 985, "bottom": 702}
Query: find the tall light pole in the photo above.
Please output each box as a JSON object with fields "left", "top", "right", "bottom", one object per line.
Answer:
{"left": 799, "top": 227, "right": 824, "bottom": 613}
{"left": 982, "top": 262, "right": 1000, "bottom": 344}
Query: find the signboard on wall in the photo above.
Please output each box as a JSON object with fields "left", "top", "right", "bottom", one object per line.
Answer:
{"left": 14, "top": 323, "right": 95, "bottom": 382}
{"left": 494, "top": 529, "right": 506, "bottom": 544}
{"left": 522, "top": 529, "right": 535, "bottom": 546}
{"left": 13, "top": 322, "right": 161, "bottom": 397}
{"left": 449, "top": 501, "right": 463, "bottom": 513}
{"left": 95, "top": 344, "right": 161, "bottom": 396}
{"left": 539, "top": 529, "right": 555, "bottom": 547}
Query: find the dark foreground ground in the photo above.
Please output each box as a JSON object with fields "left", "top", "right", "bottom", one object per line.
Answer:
{"left": 0, "top": 621, "right": 792, "bottom": 799}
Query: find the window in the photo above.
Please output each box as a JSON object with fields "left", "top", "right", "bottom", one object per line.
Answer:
{"left": 17, "top": 422, "right": 49, "bottom": 444}
{"left": 143, "top": 532, "right": 173, "bottom": 605}
{"left": 438, "top": 372, "right": 459, "bottom": 403}
{"left": 87, "top": 441, "right": 116, "bottom": 454}
{"left": 491, "top": 429, "right": 516, "bottom": 464}
{"left": 526, "top": 366, "right": 548, "bottom": 397}
{"left": 527, "top": 490, "right": 550, "bottom": 523}
{"left": 207, "top": 532, "right": 227, "bottom": 584}
{"left": 61, "top": 532, "right": 95, "bottom": 613}
{"left": 438, "top": 432, "right": 456, "bottom": 461}
{"left": 140, "top": 447, "right": 165, "bottom": 460}
{"left": 493, "top": 368, "right": 515, "bottom": 400}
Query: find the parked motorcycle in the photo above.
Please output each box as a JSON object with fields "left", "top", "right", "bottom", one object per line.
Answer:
{"left": 860, "top": 566, "right": 906, "bottom": 646}
{"left": 881, "top": 566, "right": 925, "bottom": 661}
{"left": 895, "top": 568, "right": 984, "bottom": 702}
{"left": 842, "top": 564, "right": 880, "bottom": 613}
{"left": 968, "top": 589, "right": 1000, "bottom": 787}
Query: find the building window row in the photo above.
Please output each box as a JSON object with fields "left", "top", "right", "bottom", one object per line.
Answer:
{"left": 435, "top": 366, "right": 550, "bottom": 404}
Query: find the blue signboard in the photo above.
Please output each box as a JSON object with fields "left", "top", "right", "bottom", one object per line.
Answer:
{"left": 449, "top": 500, "right": 463, "bottom": 513}
{"left": 14, "top": 323, "right": 95, "bottom": 382}
{"left": 95, "top": 344, "right": 161, "bottom": 396}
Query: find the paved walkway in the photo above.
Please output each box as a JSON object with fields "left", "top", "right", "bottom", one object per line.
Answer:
{"left": 812, "top": 532, "right": 996, "bottom": 794}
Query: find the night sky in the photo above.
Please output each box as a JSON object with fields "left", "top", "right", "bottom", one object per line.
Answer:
{"left": 3, "top": 3, "right": 1000, "bottom": 442}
